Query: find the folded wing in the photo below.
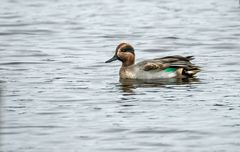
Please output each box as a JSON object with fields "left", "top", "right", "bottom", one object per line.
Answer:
{"left": 137, "top": 55, "right": 200, "bottom": 77}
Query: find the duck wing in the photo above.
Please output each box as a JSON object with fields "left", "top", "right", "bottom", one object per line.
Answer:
{"left": 137, "top": 55, "right": 200, "bottom": 77}
{"left": 157, "top": 55, "right": 194, "bottom": 61}
{"left": 155, "top": 55, "right": 194, "bottom": 68}
{"left": 136, "top": 60, "right": 165, "bottom": 71}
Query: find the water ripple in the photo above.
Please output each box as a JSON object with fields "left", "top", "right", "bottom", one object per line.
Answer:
{"left": 1, "top": 0, "right": 240, "bottom": 151}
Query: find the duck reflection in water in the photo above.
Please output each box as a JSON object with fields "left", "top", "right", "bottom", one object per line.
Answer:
{"left": 119, "top": 78, "right": 200, "bottom": 93}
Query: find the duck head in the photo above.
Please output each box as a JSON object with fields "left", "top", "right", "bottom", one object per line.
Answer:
{"left": 105, "top": 43, "right": 135, "bottom": 66}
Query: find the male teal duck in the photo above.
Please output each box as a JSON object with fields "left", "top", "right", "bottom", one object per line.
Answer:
{"left": 105, "top": 42, "right": 201, "bottom": 79}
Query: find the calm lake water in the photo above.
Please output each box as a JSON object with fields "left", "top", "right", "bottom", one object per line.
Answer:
{"left": 1, "top": 0, "right": 240, "bottom": 151}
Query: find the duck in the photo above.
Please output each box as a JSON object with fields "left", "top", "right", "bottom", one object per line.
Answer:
{"left": 105, "top": 42, "right": 201, "bottom": 79}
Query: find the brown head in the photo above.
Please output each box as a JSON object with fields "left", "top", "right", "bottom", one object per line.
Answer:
{"left": 105, "top": 43, "right": 135, "bottom": 67}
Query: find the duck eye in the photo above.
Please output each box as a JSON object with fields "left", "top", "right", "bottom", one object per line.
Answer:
{"left": 122, "top": 48, "right": 127, "bottom": 52}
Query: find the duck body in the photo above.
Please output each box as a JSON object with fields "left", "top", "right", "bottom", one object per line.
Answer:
{"left": 106, "top": 43, "right": 201, "bottom": 80}
{"left": 120, "top": 62, "right": 177, "bottom": 79}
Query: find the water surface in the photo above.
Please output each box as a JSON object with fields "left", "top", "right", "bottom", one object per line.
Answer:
{"left": 1, "top": 0, "right": 240, "bottom": 151}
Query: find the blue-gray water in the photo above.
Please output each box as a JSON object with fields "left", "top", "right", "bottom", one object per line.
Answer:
{"left": 1, "top": 0, "right": 240, "bottom": 151}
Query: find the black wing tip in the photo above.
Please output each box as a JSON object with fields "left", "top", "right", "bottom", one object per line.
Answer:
{"left": 186, "top": 56, "right": 195, "bottom": 60}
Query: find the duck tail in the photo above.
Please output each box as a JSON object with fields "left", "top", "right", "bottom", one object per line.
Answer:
{"left": 183, "top": 66, "right": 201, "bottom": 77}
{"left": 186, "top": 56, "right": 195, "bottom": 60}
